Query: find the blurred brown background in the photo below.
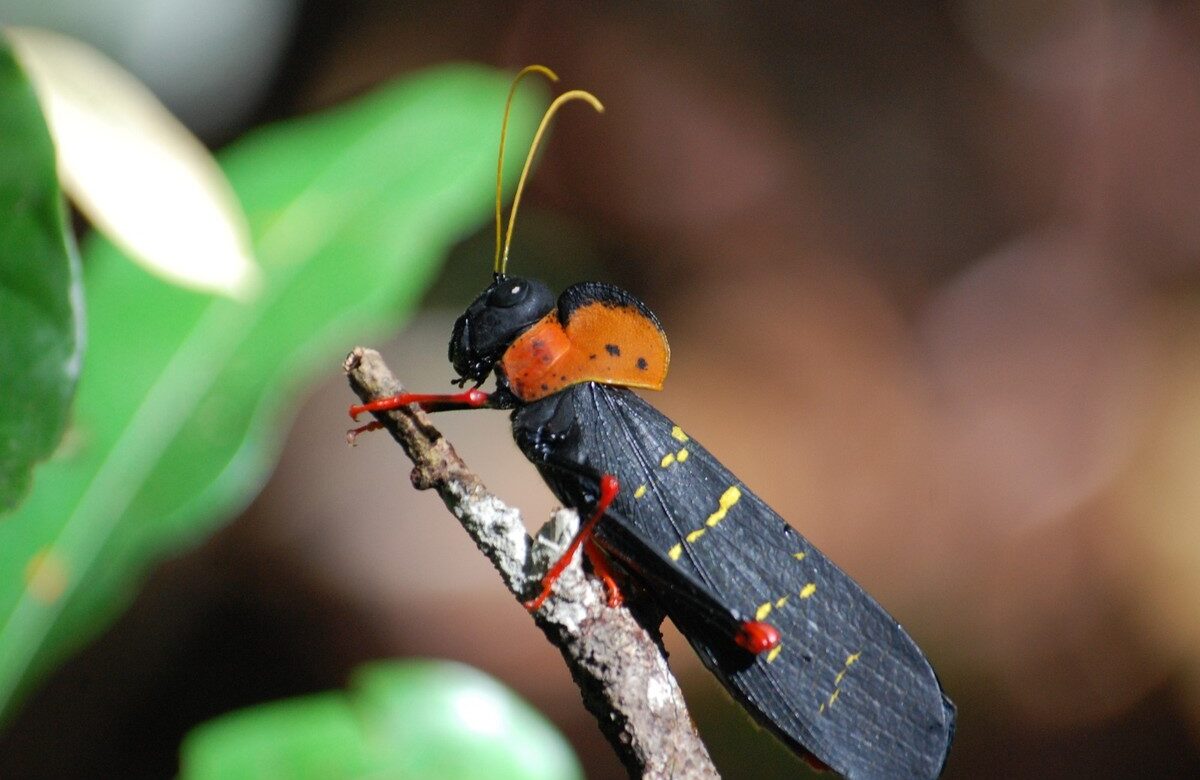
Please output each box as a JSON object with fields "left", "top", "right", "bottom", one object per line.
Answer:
{"left": 4, "top": 0, "right": 1200, "bottom": 777}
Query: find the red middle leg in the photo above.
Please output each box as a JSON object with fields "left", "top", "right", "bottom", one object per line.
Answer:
{"left": 524, "top": 474, "right": 620, "bottom": 611}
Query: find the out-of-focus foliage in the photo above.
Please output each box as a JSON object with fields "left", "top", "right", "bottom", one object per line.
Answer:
{"left": 7, "top": 2, "right": 1200, "bottom": 777}
{"left": 0, "top": 64, "right": 543, "bottom": 720}
{"left": 0, "top": 43, "right": 81, "bottom": 514}
{"left": 6, "top": 27, "right": 258, "bottom": 298}
{"left": 180, "top": 660, "right": 583, "bottom": 780}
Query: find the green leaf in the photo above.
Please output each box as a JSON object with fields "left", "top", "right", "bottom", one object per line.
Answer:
{"left": 0, "top": 64, "right": 544, "bottom": 717}
{"left": 0, "top": 42, "right": 83, "bottom": 514}
{"left": 180, "top": 660, "right": 583, "bottom": 780}
{"left": 183, "top": 693, "right": 374, "bottom": 779}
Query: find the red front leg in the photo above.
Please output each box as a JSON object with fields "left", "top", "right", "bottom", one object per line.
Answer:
{"left": 347, "top": 388, "right": 492, "bottom": 443}
{"left": 349, "top": 388, "right": 491, "bottom": 419}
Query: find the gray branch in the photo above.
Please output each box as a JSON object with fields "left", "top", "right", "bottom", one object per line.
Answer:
{"left": 344, "top": 347, "right": 719, "bottom": 779}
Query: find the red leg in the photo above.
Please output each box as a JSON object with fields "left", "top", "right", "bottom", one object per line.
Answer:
{"left": 524, "top": 474, "right": 620, "bottom": 611}
{"left": 346, "top": 420, "right": 383, "bottom": 445}
{"left": 801, "top": 752, "right": 832, "bottom": 773}
{"left": 584, "top": 536, "right": 624, "bottom": 608}
{"left": 347, "top": 389, "right": 491, "bottom": 442}
{"left": 348, "top": 388, "right": 491, "bottom": 420}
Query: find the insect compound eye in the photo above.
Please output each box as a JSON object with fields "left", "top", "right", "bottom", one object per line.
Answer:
{"left": 487, "top": 280, "right": 530, "bottom": 309}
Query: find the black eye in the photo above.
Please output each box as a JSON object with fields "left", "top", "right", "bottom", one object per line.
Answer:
{"left": 488, "top": 281, "right": 529, "bottom": 308}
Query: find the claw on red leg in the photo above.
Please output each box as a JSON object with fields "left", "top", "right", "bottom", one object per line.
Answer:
{"left": 346, "top": 420, "right": 383, "bottom": 445}
{"left": 584, "top": 536, "right": 624, "bottom": 608}
{"left": 524, "top": 474, "right": 620, "bottom": 611}
{"left": 522, "top": 575, "right": 556, "bottom": 612}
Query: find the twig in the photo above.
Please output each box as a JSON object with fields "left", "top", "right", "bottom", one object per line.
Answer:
{"left": 344, "top": 347, "right": 719, "bottom": 779}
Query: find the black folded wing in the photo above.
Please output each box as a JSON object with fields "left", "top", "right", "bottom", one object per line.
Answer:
{"left": 521, "top": 383, "right": 954, "bottom": 779}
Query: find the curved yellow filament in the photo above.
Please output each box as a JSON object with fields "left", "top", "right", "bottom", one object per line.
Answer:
{"left": 495, "top": 65, "right": 559, "bottom": 275}
{"left": 502, "top": 89, "right": 604, "bottom": 273}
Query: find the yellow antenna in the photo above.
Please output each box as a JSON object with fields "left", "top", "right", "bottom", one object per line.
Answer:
{"left": 501, "top": 89, "right": 604, "bottom": 274}
{"left": 495, "top": 65, "right": 559, "bottom": 275}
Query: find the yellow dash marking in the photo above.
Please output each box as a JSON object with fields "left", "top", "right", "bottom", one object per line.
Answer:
{"left": 818, "top": 703, "right": 826, "bottom": 714}
{"left": 668, "top": 543, "right": 683, "bottom": 560}
{"left": 767, "top": 644, "right": 783, "bottom": 663}
{"left": 671, "top": 425, "right": 688, "bottom": 442}
{"left": 755, "top": 602, "right": 773, "bottom": 620}
{"left": 676, "top": 448, "right": 689, "bottom": 462}
{"left": 799, "top": 583, "right": 817, "bottom": 599}
{"left": 821, "top": 650, "right": 860, "bottom": 713}
{"left": 24, "top": 549, "right": 69, "bottom": 605}
{"left": 792, "top": 551, "right": 807, "bottom": 560}
{"left": 660, "top": 452, "right": 676, "bottom": 468}
{"left": 634, "top": 484, "right": 647, "bottom": 499}
{"left": 686, "top": 528, "right": 706, "bottom": 543}
{"left": 705, "top": 485, "right": 742, "bottom": 527}
{"left": 775, "top": 595, "right": 790, "bottom": 608}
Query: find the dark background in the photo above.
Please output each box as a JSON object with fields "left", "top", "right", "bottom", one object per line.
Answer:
{"left": 4, "top": 1, "right": 1200, "bottom": 777}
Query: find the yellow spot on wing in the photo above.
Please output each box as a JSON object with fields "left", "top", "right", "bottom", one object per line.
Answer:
{"left": 676, "top": 447, "right": 689, "bottom": 462}
{"left": 705, "top": 485, "right": 741, "bottom": 527}
{"left": 755, "top": 602, "right": 772, "bottom": 620}
{"left": 660, "top": 452, "right": 676, "bottom": 468}
{"left": 799, "top": 583, "right": 817, "bottom": 599}
{"left": 673, "top": 486, "right": 743, "bottom": 556}
{"left": 792, "top": 551, "right": 807, "bottom": 561}
{"left": 671, "top": 425, "right": 688, "bottom": 442}
{"left": 819, "top": 649, "right": 862, "bottom": 714}
{"left": 775, "top": 595, "right": 790, "bottom": 608}
{"left": 766, "top": 644, "right": 783, "bottom": 663}
{"left": 634, "top": 484, "right": 647, "bottom": 499}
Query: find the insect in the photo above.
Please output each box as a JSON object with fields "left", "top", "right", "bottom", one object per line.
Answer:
{"left": 351, "top": 66, "right": 955, "bottom": 779}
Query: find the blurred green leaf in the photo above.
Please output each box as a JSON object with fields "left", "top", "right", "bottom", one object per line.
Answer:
{"left": 0, "top": 64, "right": 543, "bottom": 717}
{"left": 180, "top": 660, "right": 583, "bottom": 780}
{"left": 182, "top": 692, "right": 373, "bottom": 779}
{"left": 0, "top": 43, "right": 82, "bottom": 514}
